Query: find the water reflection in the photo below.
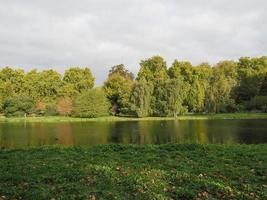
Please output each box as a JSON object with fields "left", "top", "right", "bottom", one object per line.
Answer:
{"left": 0, "top": 119, "right": 267, "bottom": 148}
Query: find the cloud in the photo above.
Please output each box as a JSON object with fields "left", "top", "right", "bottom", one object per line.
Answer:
{"left": 0, "top": 0, "right": 266, "bottom": 85}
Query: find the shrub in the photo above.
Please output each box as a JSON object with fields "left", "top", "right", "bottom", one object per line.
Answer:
{"left": 56, "top": 97, "right": 73, "bottom": 116}
{"left": 3, "top": 96, "right": 34, "bottom": 117}
{"left": 248, "top": 95, "right": 267, "bottom": 111}
{"left": 45, "top": 102, "right": 58, "bottom": 116}
{"left": 34, "top": 102, "right": 47, "bottom": 116}
{"left": 73, "top": 89, "right": 109, "bottom": 118}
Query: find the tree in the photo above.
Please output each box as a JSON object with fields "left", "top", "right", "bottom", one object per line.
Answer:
{"left": 137, "top": 56, "right": 169, "bottom": 116}
{"left": 24, "top": 70, "right": 62, "bottom": 102}
{"left": 235, "top": 57, "right": 267, "bottom": 102}
{"left": 169, "top": 60, "right": 205, "bottom": 112}
{"left": 104, "top": 64, "right": 134, "bottom": 115}
{"left": 3, "top": 95, "right": 34, "bottom": 116}
{"left": 166, "top": 79, "right": 188, "bottom": 116}
{"left": 130, "top": 78, "right": 153, "bottom": 117}
{"left": 57, "top": 83, "right": 79, "bottom": 98}
{"left": 73, "top": 89, "right": 109, "bottom": 118}
{"left": 186, "top": 78, "right": 205, "bottom": 112}
{"left": 24, "top": 70, "right": 40, "bottom": 101}
{"left": 248, "top": 96, "right": 267, "bottom": 111}
{"left": 137, "top": 56, "right": 168, "bottom": 82}
{"left": 56, "top": 97, "right": 73, "bottom": 116}
{"left": 63, "top": 67, "right": 94, "bottom": 93}
{"left": 205, "top": 61, "right": 238, "bottom": 113}
{"left": 168, "top": 60, "right": 194, "bottom": 82}
{"left": 260, "top": 73, "right": 267, "bottom": 96}
{"left": 108, "top": 64, "right": 134, "bottom": 79}
{"left": 150, "top": 79, "right": 169, "bottom": 116}
{"left": 34, "top": 102, "right": 47, "bottom": 116}
{"left": 0, "top": 67, "right": 25, "bottom": 99}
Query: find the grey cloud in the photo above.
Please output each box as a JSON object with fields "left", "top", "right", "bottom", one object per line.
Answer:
{"left": 0, "top": 0, "right": 266, "bottom": 85}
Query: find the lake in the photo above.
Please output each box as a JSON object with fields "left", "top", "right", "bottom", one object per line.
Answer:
{"left": 0, "top": 119, "right": 267, "bottom": 148}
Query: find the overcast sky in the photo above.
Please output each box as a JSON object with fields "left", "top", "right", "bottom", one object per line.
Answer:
{"left": 0, "top": 0, "right": 266, "bottom": 85}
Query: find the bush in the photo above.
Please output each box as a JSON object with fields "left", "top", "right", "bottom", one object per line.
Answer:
{"left": 73, "top": 89, "right": 109, "bottom": 118}
{"left": 34, "top": 102, "right": 47, "bottom": 116}
{"left": 248, "top": 96, "right": 267, "bottom": 111}
{"left": 45, "top": 102, "right": 58, "bottom": 116}
{"left": 3, "top": 96, "right": 34, "bottom": 117}
{"left": 219, "top": 99, "right": 238, "bottom": 113}
{"left": 56, "top": 97, "right": 73, "bottom": 116}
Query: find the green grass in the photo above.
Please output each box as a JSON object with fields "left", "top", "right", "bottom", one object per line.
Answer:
{"left": 0, "top": 144, "right": 266, "bottom": 199}
{"left": 1, "top": 113, "right": 267, "bottom": 123}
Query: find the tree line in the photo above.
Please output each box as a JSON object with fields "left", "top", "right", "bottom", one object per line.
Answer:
{"left": 0, "top": 56, "right": 266, "bottom": 118}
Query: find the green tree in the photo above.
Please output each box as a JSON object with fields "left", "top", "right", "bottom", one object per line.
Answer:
{"left": 248, "top": 96, "right": 267, "bottom": 112}
{"left": 137, "top": 56, "right": 168, "bottom": 82}
{"left": 73, "top": 89, "right": 109, "bottom": 118}
{"left": 3, "top": 95, "right": 34, "bottom": 117}
{"left": 166, "top": 79, "right": 188, "bottom": 116}
{"left": 63, "top": 67, "right": 94, "bottom": 93}
{"left": 24, "top": 69, "right": 62, "bottom": 102}
{"left": 137, "top": 56, "right": 169, "bottom": 116}
{"left": 130, "top": 78, "right": 153, "bottom": 117}
{"left": 169, "top": 60, "right": 206, "bottom": 112}
{"left": 0, "top": 67, "right": 26, "bottom": 98}
{"left": 104, "top": 64, "right": 134, "bottom": 115}
{"left": 168, "top": 60, "right": 194, "bottom": 82}
{"left": 57, "top": 83, "right": 79, "bottom": 98}
{"left": 235, "top": 57, "right": 267, "bottom": 102}
{"left": 205, "top": 61, "right": 238, "bottom": 113}
{"left": 260, "top": 73, "right": 267, "bottom": 96}
{"left": 56, "top": 97, "right": 73, "bottom": 116}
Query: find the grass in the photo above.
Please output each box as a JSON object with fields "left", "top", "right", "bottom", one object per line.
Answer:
{"left": 1, "top": 113, "right": 267, "bottom": 123}
{"left": 0, "top": 144, "right": 266, "bottom": 199}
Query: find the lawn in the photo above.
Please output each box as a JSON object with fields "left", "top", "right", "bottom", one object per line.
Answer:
{"left": 0, "top": 144, "right": 266, "bottom": 199}
{"left": 1, "top": 113, "right": 267, "bottom": 123}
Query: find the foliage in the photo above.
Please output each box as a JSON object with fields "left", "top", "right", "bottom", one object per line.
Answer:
{"left": 137, "top": 56, "right": 170, "bottom": 116}
{"left": 248, "top": 96, "right": 267, "bottom": 112}
{"left": 0, "top": 67, "right": 25, "bottom": 95}
{"left": 205, "top": 61, "right": 238, "bottom": 113}
{"left": 235, "top": 57, "right": 267, "bottom": 102}
{"left": 104, "top": 64, "right": 134, "bottom": 115}
{"left": 56, "top": 97, "right": 73, "bottom": 116}
{"left": 34, "top": 102, "right": 47, "bottom": 116}
{"left": 63, "top": 67, "right": 94, "bottom": 92}
{"left": 0, "top": 144, "right": 266, "bottom": 200}
{"left": 130, "top": 78, "right": 153, "bottom": 117}
{"left": 0, "top": 56, "right": 267, "bottom": 117}
{"left": 137, "top": 56, "right": 168, "bottom": 82}
{"left": 2, "top": 95, "right": 34, "bottom": 116}
{"left": 73, "top": 89, "right": 109, "bottom": 118}
{"left": 260, "top": 73, "right": 267, "bottom": 95}
{"left": 166, "top": 79, "right": 188, "bottom": 116}
{"left": 45, "top": 102, "right": 58, "bottom": 116}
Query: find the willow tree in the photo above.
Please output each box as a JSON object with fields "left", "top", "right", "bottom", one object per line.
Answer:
{"left": 130, "top": 78, "right": 153, "bottom": 117}
{"left": 166, "top": 78, "right": 188, "bottom": 116}
{"left": 205, "top": 61, "right": 238, "bottom": 113}
{"left": 137, "top": 56, "right": 169, "bottom": 116}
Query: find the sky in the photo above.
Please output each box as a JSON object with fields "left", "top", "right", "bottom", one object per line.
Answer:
{"left": 0, "top": 0, "right": 266, "bottom": 85}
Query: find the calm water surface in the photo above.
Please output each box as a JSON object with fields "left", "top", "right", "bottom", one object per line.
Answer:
{"left": 0, "top": 119, "right": 267, "bottom": 148}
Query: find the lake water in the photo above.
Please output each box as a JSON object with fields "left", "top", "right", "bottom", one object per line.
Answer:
{"left": 0, "top": 119, "right": 267, "bottom": 148}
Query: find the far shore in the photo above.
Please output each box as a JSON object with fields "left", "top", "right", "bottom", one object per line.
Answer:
{"left": 0, "top": 113, "right": 267, "bottom": 123}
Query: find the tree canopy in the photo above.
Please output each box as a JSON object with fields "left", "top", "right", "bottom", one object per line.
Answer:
{"left": 0, "top": 55, "right": 266, "bottom": 117}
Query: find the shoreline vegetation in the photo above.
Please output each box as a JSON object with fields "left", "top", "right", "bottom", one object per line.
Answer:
{"left": 0, "top": 144, "right": 266, "bottom": 199}
{"left": 1, "top": 56, "right": 267, "bottom": 119}
{"left": 1, "top": 113, "right": 267, "bottom": 123}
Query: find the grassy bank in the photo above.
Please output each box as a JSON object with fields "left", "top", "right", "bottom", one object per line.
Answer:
{"left": 1, "top": 113, "right": 267, "bottom": 123}
{"left": 0, "top": 144, "right": 266, "bottom": 199}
